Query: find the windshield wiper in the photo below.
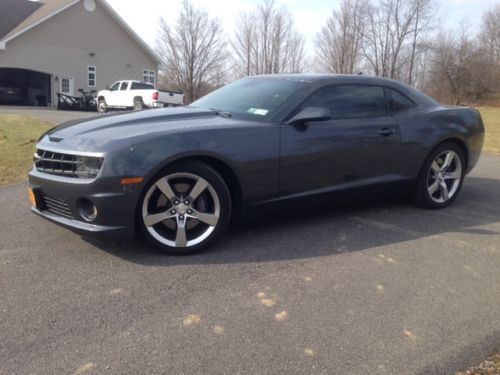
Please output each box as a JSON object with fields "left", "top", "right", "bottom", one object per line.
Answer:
{"left": 209, "top": 108, "right": 232, "bottom": 118}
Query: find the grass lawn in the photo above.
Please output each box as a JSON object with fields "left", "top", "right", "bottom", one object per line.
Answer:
{"left": 0, "top": 108, "right": 498, "bottom": 187}
{"left": 0, "top": 114, "right": 54, "bottom": 186}
{"left": 477, "top": 107, "right": 500, "bottom": 154}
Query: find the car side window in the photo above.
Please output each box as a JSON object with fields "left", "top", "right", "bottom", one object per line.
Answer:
{"left": 120, "top": 82, "right": 129, "bottom": 91}
{"left": 301, "top": 85, "right": 387, "bottom": 120}
{"left": 109, "top": 82, "right": 120, "bottom": 91}
{"left": 387, "top": 89, "right": 415, "bottom": 113}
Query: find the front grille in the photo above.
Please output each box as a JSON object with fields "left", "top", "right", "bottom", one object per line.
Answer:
{"left": 41, "top": 194, "right": 73, "bottom": 219}
{"left": 34, "top": 149, "right": 103, "bottom": 178}
{"left": 34, "top": 149, "right": 82, "bottom": 177}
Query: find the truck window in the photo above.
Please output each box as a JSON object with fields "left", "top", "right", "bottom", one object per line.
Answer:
{"left": 109, "top": 82, "right": 120, "bottom": 91}
{"left": 120, "top": 82, "right": 129, "bottom": 91}
{"left": 131, "top": 82, "right": 154, "bottom": 90}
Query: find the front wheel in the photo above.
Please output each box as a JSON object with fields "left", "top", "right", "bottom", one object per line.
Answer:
{"left": 138, "top": 161, "right": 232, "bottom": 255}
{"left": 414, "top": 142, "right": 465, "bottom": 209}
{"left": 97, "top": 99, "right": 107, "bottom": 113}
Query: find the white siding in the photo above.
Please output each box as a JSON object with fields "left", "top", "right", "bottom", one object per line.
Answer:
{"left": 0, "top": 1, "right": 158, "bottom": 106}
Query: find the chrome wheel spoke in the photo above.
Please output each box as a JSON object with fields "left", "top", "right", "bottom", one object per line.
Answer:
{"left": 442, "top": 151, "right": 454, "bottom": 169}
{"left": 175, "top": 217, "right": 187, "bottom": 247}
{"left": 431, "top": 161, "right": 441, "bottom": 174}
{"left": 444, "top": 169, "right": 461, "bottom": 180}
{"left": 156, "top": 178, "right": 177, "bottom": 201}
{"left": 428, "top": 180, "right": 440, "bottom": 195}
{"left": 189, "top": 178, "right": 208, "bottom": 200}
{"left": 144, "top": 211, "right": 174, "bottom": 227}
{"left": 190, "top": 209, "right": 219, "bottom": 226}
{"left": 439, "top": 181, "right": 449, "bottom": 201}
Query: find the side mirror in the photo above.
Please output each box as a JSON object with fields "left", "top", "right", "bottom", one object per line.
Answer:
{"left": 287, "top": 107, "right": 331, "bottom": 125}
{"left": 105, "top": 84, "right": 110, "bottom": 90}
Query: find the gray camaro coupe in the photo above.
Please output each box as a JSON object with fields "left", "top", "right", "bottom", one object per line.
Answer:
{"left": 28, "top": 74, "right": 484, "bottom": 254}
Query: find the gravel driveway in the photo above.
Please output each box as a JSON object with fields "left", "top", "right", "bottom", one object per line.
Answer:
{"left": 0, "top": 106, "right": 99, "bottom": 124}
{"left": 0, "top": 156, "right": 499, "bottom": 374}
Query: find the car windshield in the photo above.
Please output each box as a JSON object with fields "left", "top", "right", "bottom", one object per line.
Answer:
{"left": 190, "top": 78, "right": 309, "bottom": 120}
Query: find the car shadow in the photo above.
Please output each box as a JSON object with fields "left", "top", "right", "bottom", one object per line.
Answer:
{"left": 84, "top": 176, "right": 500, "bottom": 266}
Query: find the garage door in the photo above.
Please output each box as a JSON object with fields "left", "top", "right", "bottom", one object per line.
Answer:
{"left": 0, "top": 68, "right": 51, "bottom": 106}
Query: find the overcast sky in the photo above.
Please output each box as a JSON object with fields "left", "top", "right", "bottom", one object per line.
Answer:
{"left": 107, "top": 0, "right": 495, "bottom": 56}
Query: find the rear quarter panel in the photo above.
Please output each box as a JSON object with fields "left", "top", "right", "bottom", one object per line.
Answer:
{"left": 396, "top": 106, "right": 484, "bottom": 178}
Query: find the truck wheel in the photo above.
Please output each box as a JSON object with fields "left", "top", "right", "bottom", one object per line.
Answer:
{"left": 97, "top": 99, "right": 107, "bottom": 113}
{"left": 134, "top": 98, "right": 145, "bottom": 111}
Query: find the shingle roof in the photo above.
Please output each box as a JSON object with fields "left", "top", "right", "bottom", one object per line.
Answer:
{"left": 0, "top": 0, "right": 76, "bottom": 42}
{"left": 0, "top": 0, "right": 41, "bottom": 39}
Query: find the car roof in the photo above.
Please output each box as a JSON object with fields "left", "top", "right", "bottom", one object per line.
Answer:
{"left": 245, "top": 73, "right": 439, "bottom": 107}
{"left": 247, "top": 73, "right": 402, "bottom": 85}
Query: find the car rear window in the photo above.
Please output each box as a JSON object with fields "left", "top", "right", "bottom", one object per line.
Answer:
{"left": 387, "top": 89, "right": 415, "bottom": 113}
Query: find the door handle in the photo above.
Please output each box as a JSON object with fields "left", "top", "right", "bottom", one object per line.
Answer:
{"left": 378, "top": 128, "right": 396, "bottom": 136}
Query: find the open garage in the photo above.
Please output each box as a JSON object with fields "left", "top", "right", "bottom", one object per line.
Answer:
{"left": 0, "top": 68, "right": 51, "bottom": 107}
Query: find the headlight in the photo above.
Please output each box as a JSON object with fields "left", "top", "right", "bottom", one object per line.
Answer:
{"left": 74, "top": 156, "right": 104, "bottom": 179}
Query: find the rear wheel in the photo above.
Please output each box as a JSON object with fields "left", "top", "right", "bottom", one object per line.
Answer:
{"left": 414, "top": 142, "right": 465, "bottom": 209}
{"left": 134, "top": 98, "right": 145, "bottom": 111}
{"left": 138, "top": 161, "right": 231, "bottom": 255}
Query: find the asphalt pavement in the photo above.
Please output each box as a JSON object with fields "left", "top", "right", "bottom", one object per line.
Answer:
{"left": 1, "top": 156, "right": 499, "bottom": 374}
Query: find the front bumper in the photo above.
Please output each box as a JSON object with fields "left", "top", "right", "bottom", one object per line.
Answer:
{"left": 30, "top": 206, "right": 132, "bottom": 240}
{"left": 28, "top": 168, "right": 141, "bottom": 240}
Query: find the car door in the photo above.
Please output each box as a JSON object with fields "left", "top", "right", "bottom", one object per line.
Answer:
{"left": 116, "top": 81, "right": 130, "bottom": 107}
{"left": 106, "top": 81, "right": 121, "bottom": 106}
{"left": 279, "top": 84, "right": 402, "bottom": 205}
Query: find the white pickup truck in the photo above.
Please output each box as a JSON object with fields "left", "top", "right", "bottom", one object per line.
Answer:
{"left": 97, "top": 80, "right": 184, "bottom": 113}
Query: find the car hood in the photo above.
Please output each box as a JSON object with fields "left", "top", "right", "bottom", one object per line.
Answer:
{"left": 37, "top": 107, "right": 234, "bottom": 153}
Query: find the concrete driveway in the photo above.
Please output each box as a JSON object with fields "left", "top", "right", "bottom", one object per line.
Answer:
{"left": 0, "top": 106, "right": 99, "bottom": 124}
{"left": 1, "top": 156, "right": 499, "bottom": 374}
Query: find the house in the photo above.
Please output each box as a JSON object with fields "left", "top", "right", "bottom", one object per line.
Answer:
{"left": 0, "top": 0, "right": 163, "bottom": 107}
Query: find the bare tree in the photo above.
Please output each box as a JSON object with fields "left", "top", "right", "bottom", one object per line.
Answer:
{"left": 406, "top": 0, "right": 436, "bottom": 84}
{"left": 156, "top": 0, "right": 227, "bottom": 103}
{"left": 362, "top": 0, "right": 435, "bottom": 82}
{"left": 478, "top": 4, "right": 500, "bottom": 101}
{"left": 315, "top": 0, "right": 368, "bottom": 74}
{"left": 233, "top": 12, "right": 255, "bottom": 77}
{"left": 232, "top": 0, "right": 306, "bottom": 76}
{"left": 480, "top": 4, "right": 500, "bottom": 61}
{"left": 428, "top": 23, "right": 486, "bottom": 104}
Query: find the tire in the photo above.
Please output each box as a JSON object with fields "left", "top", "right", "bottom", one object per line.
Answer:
{"left": 134, "top": 98, "right": 145, "bottom": 111}
{"left": 138, "top": 161, "right": 232, "bottom": 255}
{"left": 97, "top": 99, "right": 107, "bottom": 113}
{"left": 413, "top": 142, "right": 465, "bottom": 209}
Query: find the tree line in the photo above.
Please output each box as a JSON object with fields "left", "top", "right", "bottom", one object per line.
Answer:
{"left": 156, "top": 0, "right": 500, "bottom": 106}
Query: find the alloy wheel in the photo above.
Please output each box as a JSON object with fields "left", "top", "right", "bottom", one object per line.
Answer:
{"left": 426, "top": 150, "right": 462, "bottom": 204}
{"left": 142, "top": 173, "right": 220, "bottom": 248}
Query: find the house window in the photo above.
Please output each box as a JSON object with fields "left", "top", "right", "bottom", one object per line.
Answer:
{"left": 88, "top": 65, "right": 96, "bottom": 87}
{"left": 60, "top": 77, "right": 72, "bottom": 94}
{"left": 143, "top": 70, "right": 155, "bottom": 85}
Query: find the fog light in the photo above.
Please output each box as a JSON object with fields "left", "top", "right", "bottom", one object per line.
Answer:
{"left": 78, "top": 198, "right": 98, "bottom": 221}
